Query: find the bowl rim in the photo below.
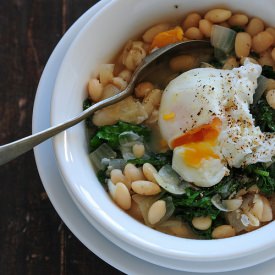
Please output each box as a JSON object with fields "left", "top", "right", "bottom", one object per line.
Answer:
{"left": 51, "top": 0, "right": 275, "bottom": 263}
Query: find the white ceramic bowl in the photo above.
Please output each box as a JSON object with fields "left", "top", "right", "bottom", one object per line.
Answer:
{"left": 51, "top": 0, "right": 275, "bottom": 272}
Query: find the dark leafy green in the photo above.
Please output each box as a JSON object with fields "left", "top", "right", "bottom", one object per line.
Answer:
{"left": 251, "top": 98, "right": 275, "bottom": 132}
{"left": 173, "top": 188, "right": 220, "bottom": 221}
{"left": 83, "top": 98, "right": 92, "bottom": 110}
{"left": 89, "top": 121, "right": 150, "bottom": 152}
{"left": 97, "top": 169, "right": 108, "bottom": 185}
{"left": 250, "top": 51, "right": 260, "bottom": 59}
{"left": 245, "top": 162, "right": 275, "bottom": 195}
{"left": 127, "top": 151, "right": 173, "bottom": 170}
{"left": 230, "top": 26, "right": 245, "bottom": 33}
{"left": 261, "top": 65, "right": 275, "bottom": 79}
{"left": 83, "top": 99, "right": 93, "bottom": 128}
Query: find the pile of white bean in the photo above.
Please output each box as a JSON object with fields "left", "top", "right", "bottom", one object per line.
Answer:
{"left": 109, "top": 163, "right": 163, "bottom": 223}
{"left": 87, "top": 8, "right": 275, "bottom": 239}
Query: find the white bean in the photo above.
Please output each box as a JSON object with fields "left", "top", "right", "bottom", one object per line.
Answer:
{"left": 131, "top": 180, "right": 161, "bottom": 195}
{"left": 124, "top": 163, "right": 145, "bottom": 182}
{"left": 192, "top": 216, "right": 212, "bottom": 230}
{"left": 259, "top": 50, "right": 274, "bottom": 67}
{"left": 271, "top": 47, "right": 275, "bottom": 62}
{"left": 246, "top": 18, "right": 265, "bottom": 37}
{"left": 260, "top": 196, "right": 273, "bottom": 222}
{"left": 112, "top": 76, "right": 127, "bottom": 90}
{"left": 169, "top": 55, "right": 198, "bottom": 72}
{"left": 235, "top": 32, "right": 252, "bottom": 58}
{"left": 135, "top": 82, "right": 154, "bottom": 98}
{"left": 101, "top": 84, "right": 120, "bottom": 100}
{"left": 110, "top": 169, "right": 131, "bottom": 189}
{"left": 142, "top": 23, "right": 170, "bottom": 43}
{"left": 222, "top": 57, "right": 239, "bottom": 69}
{"left": 199, "top": 19, "right": 213, "bottom": 38}
{"left": 251, "top": 194, "right": 264, "bottom": 220}
{"left": 143, "top": 163, "right": 158, "bottom": 183}
{"left": 266, "top": 27, "right": 275, "bottom": 46}
{"left": 266, "top": 89, "right": 275, "bottom": 109}
{"left": 228, "top": 14, "right": 248, "bottom": 26}
{"left": 142, "top": 89, "right": 162, "bottom": 117}
{"left": 252, "top": 31, "right": 274, "bottom": 53}
{"left": 267, "top": 79, "right": 275, "bottom": 90}
{"left": 122, "top": 41, "right": 146, "bottom": 71}
{"left": 184, "top": 27, "right": 203, "bottom": 40}
{"left": 212, "top": 225, "right": 236, "bottom": 239}
{"left": 118, "top": 69, "right": 132, "bottom": 82}
{"left": 204, "top": 9, "right": 232, "bottom": 23}
{"left": 148, "top": 200, "right": 166, "bottom": 225}
{"left": 114, "top": 182, "right": 131, "bottom": 210}
{"left": 182, "top": 13, "right": 201, "bottom": 30}
{"left": 132, "top": 144, "right": 145, "bottom": 158}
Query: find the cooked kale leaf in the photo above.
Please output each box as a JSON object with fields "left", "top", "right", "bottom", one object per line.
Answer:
{"left": 172, "top": 188, "right": 220, "bottom": 221}
{"left": 90, "top": 121, "right": 150, "bottom": 152}
{"left": 127, "top": 151, "right": 173, "bottom": 170}
{"left": 83, "top": 98, "right": 92, "bottom": 110}
{"left": 262, "top": 65, "right": 275, "bottom": 80}
{"left": 245, "top": 162, "right": 275, "bottom": 195}
{"left": 83, "top": 98, "right": 94, "bottom": 128}
{"left": 230, "top": 26, "right": 245, "bottom": 33}
{"left": 251, "top": 98, "right": 275, "bottom": 132}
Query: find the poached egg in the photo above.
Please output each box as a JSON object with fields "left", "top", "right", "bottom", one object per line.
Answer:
{"left": 158, "top": 59, "right": 275, "bottom": 187}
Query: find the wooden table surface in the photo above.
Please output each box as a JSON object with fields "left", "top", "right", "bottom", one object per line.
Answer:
{"left": 0, "top": 1, "right": 124, "bottom": 274}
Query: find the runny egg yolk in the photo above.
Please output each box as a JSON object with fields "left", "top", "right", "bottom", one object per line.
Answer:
{"left": 171, "top": 117, "right": 222, "bottom": 168}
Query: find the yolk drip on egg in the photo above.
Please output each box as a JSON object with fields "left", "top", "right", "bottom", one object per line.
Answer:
{"left": 171, "top": 117, "right": 222, "bottom": 168}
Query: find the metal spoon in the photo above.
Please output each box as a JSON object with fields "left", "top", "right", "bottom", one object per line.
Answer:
{"left": 0, "top": 40, "right": 213, "bottom": 165}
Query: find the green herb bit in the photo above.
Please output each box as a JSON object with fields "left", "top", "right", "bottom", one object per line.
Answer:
{"left": 255, "top": 169, "right": 269, "bottom": 177}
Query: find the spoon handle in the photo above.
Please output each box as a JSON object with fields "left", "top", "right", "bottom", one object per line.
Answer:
{"left": 0, "top": 87, "right": 131, "bottom": 165}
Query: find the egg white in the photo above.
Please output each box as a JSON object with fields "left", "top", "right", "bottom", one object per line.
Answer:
{"left": 159, "top": 59, "right": 275, "bottom": 187}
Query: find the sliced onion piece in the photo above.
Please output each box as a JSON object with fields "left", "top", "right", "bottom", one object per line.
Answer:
{"left": 107, "top": 179, "right": 116, "bottom": 199}
{"left": 89, "top": 143, "right": 117, "bottom": 170}
{"left": 211, "top": 194, "right": 228, "bottom": 211}
{"left": 245, "top": 212, "right": 260, "bottom": 227}
{"left": 119, "top": 131, "right": 143, "bottom": 160}
{"left": 226, "top": 211, "right": 246, "bottom": 233}
{"left": 107, "top": 158, "right": 126, "bottom": 171}
{"left": 211, "top": 194, "right": 242, "bottom": 212}
{"left": 211, "top": 25, "right": 236, "bottom": 54}
{"left": 240, "top": 214, "right": 250, "bottom": 227}
{"left": 119, "top": 131, "right": 149, "bottom": 160}
{"left": 153, "top": 165, "right": 186, "bottom": 195}
{"left": 253, "top": 75, "right": 268, "bottom": 105}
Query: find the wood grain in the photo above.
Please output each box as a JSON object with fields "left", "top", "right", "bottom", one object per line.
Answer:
{"left": 0, "top": 1, "right": 123, "bottom": 274}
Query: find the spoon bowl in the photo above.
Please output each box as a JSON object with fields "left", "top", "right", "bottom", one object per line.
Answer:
{"left": 0, "top": 40, "right": 213, "bottom": 165}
